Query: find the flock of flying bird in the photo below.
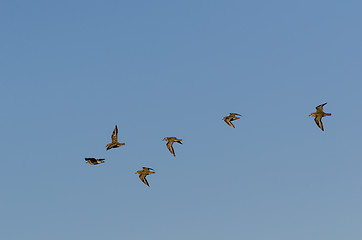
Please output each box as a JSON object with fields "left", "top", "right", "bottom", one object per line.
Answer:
{"left": 85, "top": 103, "right": 331, "bottom": 187}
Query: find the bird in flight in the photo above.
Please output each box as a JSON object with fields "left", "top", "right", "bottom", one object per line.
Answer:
{"left": 85, "top": 158, "right": 105, "bottom": 165}
{"left": 163, "top": 137, "right": 182, "bottom": 157}
{"left": 309, "top": 103, "right": 331, "bottom": 131}
{"left": 223, "top": 113, "right": 242, "bottom": 128}
{"left": 136, "top": 167, "right": 155, "bottom": 187}
{"left": 106, "top": 125, "right": 125, "bottom": 150}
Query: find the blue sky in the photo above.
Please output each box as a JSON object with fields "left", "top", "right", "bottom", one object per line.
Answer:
{"left": 1, "top": 0, "right": 362, "bottom": 239}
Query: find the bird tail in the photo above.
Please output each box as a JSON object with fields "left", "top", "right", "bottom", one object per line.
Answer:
{"left": 325, "top": 113, "right": 332, "bottom": 116}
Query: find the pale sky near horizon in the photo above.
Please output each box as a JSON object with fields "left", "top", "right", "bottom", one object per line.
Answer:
{"left": 1, "top": 1, "right": 362, "bottom": 239}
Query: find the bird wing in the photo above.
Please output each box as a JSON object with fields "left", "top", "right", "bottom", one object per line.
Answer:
{"left": 111, "top": 125, "right": 118, "bottom": 142}
{"left": 166, "top": 141, "right": 176, "bottom": 156}
{"left": 316, "top": 103, "right": 327, "bottom": 113}
{"left": 106, "top": 144, "right": 112, "bottom": 151}
{"left": 143, "top": 167, "right": 154, "bottom": 171}
{"left": 314, "top": 116, "right": 324, "bottom": 131}
{"left": 224, "top": 118, "right": 235, "bottom": 128}
{"left": 85, "top": 158, "right": 97, "bottom": 165}
{"left": 230, "top": 113, "right": 241, "bottom": 116}
{"left": 139, "top": 174, "right": 150, "bottom": 187}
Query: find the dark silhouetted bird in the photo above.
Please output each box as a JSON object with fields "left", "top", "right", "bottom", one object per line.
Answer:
{"left": 85, "top": 158, "right": 105, "bottom": 165}
{"left": 163, "top": 137, "right": 182, "bottom": 157}
{"left": 309, "top": 103, "right": 331, "bottom": 131}
{"left": 223, "top": 113, "right": 242, "bottom": 128}
{"left": 106, "top": 125, "right": 125, "bottom": 150}
{"left": 136, "top": 167, "right": 155, "bottom": 187}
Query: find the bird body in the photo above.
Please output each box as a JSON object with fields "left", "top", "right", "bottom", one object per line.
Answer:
{"left": 85, "top": 158, "right": 105, "bottom": 165}
{"left": 163, "top": 137, "right": 182, "bottom": 157}
{"left": 136, "top": 167, "right": 155, "bottom": 187}
{"left": 223, "top": 113, "right": 242, "bottom": 128}
{"left": 106, "top": 125, "right": 125, "bottom": 150}
{"left": 309, "top": 103, "right": 331, "bottom": 131}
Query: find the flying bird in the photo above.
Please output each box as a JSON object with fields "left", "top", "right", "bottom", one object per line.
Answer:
{"left": 163, "top": 137, "right": 182, "bottom": 157}
{"left": 223, "top": 113, "right": 242, "bottom": 128}
{"left": 106, "top": 125, "right": 125, "bottom": 150}
{"left": 85, "top": 158, "right": 105, "bottom": 165}
{"left": 136, "top": 167, "right": 155, "bottom": 187}
{"left": 309, "top": 103, "right": 332, "bottom": 131}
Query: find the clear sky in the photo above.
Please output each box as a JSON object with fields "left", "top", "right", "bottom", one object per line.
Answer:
{"left": 1, "top": 0, "right": 362, "bottom": 239}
